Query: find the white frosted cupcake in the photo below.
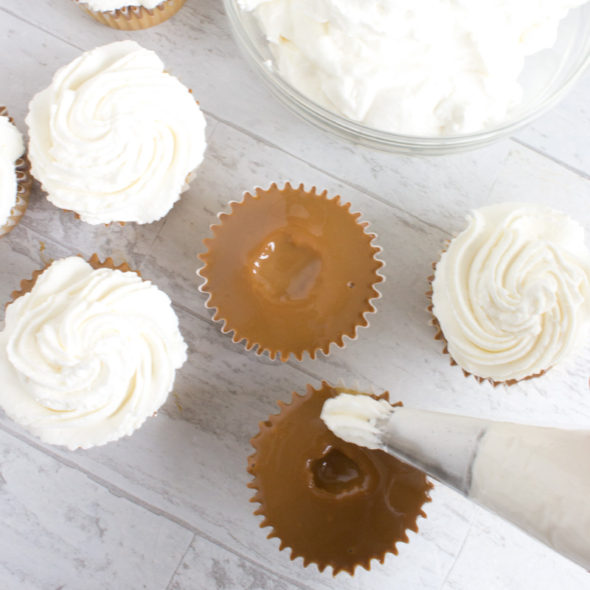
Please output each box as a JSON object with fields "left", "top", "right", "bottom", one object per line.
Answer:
{"left": 0, "top": 256, "right": 187, "bottom": 450}
{"left": 27, "top": 41, "right": 207, "bottom": 225}
{"left": 0, "top": 107, "right": 31, "bottom": 237}
{"left": 75, "top": 0, "right": 186, "bottom": 30}
{"left": 430, "top": 203, "right": 590, "bottom": 384}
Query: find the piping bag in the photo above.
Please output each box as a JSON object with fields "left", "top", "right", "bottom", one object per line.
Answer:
{"left": 321, "top": 393, "right": 590, "bottom": 570}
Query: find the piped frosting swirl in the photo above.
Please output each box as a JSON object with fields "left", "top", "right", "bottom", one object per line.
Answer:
{"left": 0, "top": 257, "right": 187, "bottom": 449}
{"left": 26, "top": 40, "right": 206, "bottom": 224}
{"left": 431, "top": 203, "right": 590, "bottom": 382}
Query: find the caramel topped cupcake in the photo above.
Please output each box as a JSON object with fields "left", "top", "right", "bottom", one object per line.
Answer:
{"left": 198, "top": 183, "right": 383, "bottom": 360}
{"left": 248, "top": 383, "right": 432, "bottom": 574}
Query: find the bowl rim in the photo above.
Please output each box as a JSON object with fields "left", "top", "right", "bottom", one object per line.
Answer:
{"left": 224, "top": 0, "right": 590, "bottom": 153}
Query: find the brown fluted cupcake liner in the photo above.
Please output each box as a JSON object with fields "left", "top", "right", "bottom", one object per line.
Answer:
{"left": 75, "top": 0, "right": 186, "bottom": 30}
{"left": 0, "top": 106, "right": 31, "bottom": 238}
{"left": 426, "top": 247, "right": 545, "bottom": 387}
{"left": 247, "top": 382, "right": 433, "bottom": 575}
{"left": 198, "top": 182, "right": 384, "bottom": 361}
{"left": 8, "top": 253, "right": 139, "bottom": 308}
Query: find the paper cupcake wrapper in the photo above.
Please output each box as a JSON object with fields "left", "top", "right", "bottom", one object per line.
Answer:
{"left": 75, "top": 0, "right": 186, "bottom": 30}
{"left": 8, "top": 253, "right": 139, "bottom": 307}
{"left": 0, "top": 106, "right": 32, "bottom": 238}
{"left": 198, "top": 182, "right": 385, "bottom": 362}
{"left": 247, "top": 381, "right": 432, "bottom": 575}
{"left": 426, "top": 249, "right": 545, "bottom": 387}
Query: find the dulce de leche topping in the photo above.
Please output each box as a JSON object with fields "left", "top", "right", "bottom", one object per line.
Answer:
{"left": 198, "top": 183, "right": 383, "bottom": 360}
{"left": 248, "top": 383, "right": 432, "bottom": 575}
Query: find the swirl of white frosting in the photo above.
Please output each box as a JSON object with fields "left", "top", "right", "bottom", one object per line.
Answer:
{"left": 432, "top": 203, "right": 590, "bottom": 381}
{"left": 0, "top": 115, "right": 25, "bottom": 228}
{"left": 0, "top": 257, "right": 187, "bottom": 449}
{"left": 26, "top": 40, "right": 206, "bottom": 225}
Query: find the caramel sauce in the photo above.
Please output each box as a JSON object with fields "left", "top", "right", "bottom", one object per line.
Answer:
{"left": 200, "top": 184, "right": 383, "bottom": 360}
{"left": 248, "top": 383, "right": 432, "bottom": 574}
{"left": 250, "top": 229, "right": 322, "bottom": 303}
{"left": 310, "top": 447, "right": 368, "bottom": 496}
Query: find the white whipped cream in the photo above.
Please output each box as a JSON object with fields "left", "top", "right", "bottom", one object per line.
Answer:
{"left": 0, "top": 257, "right": 187, "bottom": 450}
{"left": 0, "top": 115, "right": 25, "bottom": 228}
{"left": 321, "top": 392, "right": 393, "bottom": 450}
{"left": 432, "top": 203, "right": 590, "bottom": 381}
{"left": 27, "top": 40, "right": 206, "bottom": 224}
{"left": 79, "top": 0, "right": 163, "bottom": 10}
{"left": 239, "top": 0, "right": 586, "bottom": 135}
{"left": 471, "top": 423, "right": 590, "bottom": 569}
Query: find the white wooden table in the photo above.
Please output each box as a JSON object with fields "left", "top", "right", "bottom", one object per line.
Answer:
{"left": 1, "top": 2, "right": 589, "bottom": 588}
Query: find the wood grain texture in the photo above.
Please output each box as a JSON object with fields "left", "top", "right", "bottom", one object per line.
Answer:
{"left": 0, "top": 0, "right": 589, "bottom": 588}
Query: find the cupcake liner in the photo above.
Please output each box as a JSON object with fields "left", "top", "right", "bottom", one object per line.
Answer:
{"left": 75, "top": 0, "right": 186, "bottom": 30}
{"left": 8, "top": 253, "right": 138, "bottom": 307}
{"left": 427, "top": 250, "right": 545, "bottom": 387}
{"left": 247, "top": 382, "right": 433, "bottom": 575}
{"left": 0, "top": 106, "right": 32, "bottom": 238}
{"left": 198, "top": 182, "right": 384, "bottom": 361}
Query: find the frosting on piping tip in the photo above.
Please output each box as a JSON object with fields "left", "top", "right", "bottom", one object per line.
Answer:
{"left": 0, "top": 257, "right": 187, "bottom": 449}
{"left": 26, "top": 40, "right": 206, "bottom": 224}
{"left": 431, "top": 203, "right": 590, "bottom": 381}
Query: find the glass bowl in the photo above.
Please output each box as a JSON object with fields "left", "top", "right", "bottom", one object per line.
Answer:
{"left": 224, "top": 0, "right": 590, "bottom": 155}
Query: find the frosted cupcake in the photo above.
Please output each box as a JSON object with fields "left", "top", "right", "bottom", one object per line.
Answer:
{"left": 0, "top": 255, "right": 187, "bottom": 450}
{"left": 429, "top": 203, "right": 590, "bottom": 384}
{"left": 248, "top": 382, "right": 432, "bottom": 574}
{"left": 198, "top": 183, "right": 384, "bottom": 361}
{"left": 0, "top": 107, "right": 31, "bottom": 237}
{"left": 27, "top": 41, "right": 206, "bottom": 225}
{"left": 75, "top": 0, "right": 186, "bottom": 30}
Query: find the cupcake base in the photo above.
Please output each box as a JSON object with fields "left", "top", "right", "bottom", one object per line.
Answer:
{"left": 198, "top": 182, "right": 384, "bottom": 361}
{"left": 76, "top": 0, "right": 186, "bottom": 30}
{"left": 248, "top": 382, "right": 432, "bottom": 575}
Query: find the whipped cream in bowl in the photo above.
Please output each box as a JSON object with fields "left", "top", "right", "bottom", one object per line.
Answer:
{"left": 227, "top": 0, "right": 590, "bottom": 153}
{"left": 0, "top": 256, "right": 187, "bottom": 450}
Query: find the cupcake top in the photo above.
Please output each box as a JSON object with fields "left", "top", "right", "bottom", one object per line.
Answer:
{"left": 199, "top": 183, "right": 383, "bottom": 360}
{"left": 0, "top": 112, "right": 25, "bottom": 228}
{"left": 79, "top": 0, "right": 163, "bottom": 10}
{"left": 0, "top": 256, "right": 187, "bottom": 449}
{"left": 26, "top": 40, "right": 206, "bottom": 225}
{"left": 248, "top": 383, "right": 432, "bottom": 574}
{"left": 431, "top": 203, "right": 590, "bottom": 382}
